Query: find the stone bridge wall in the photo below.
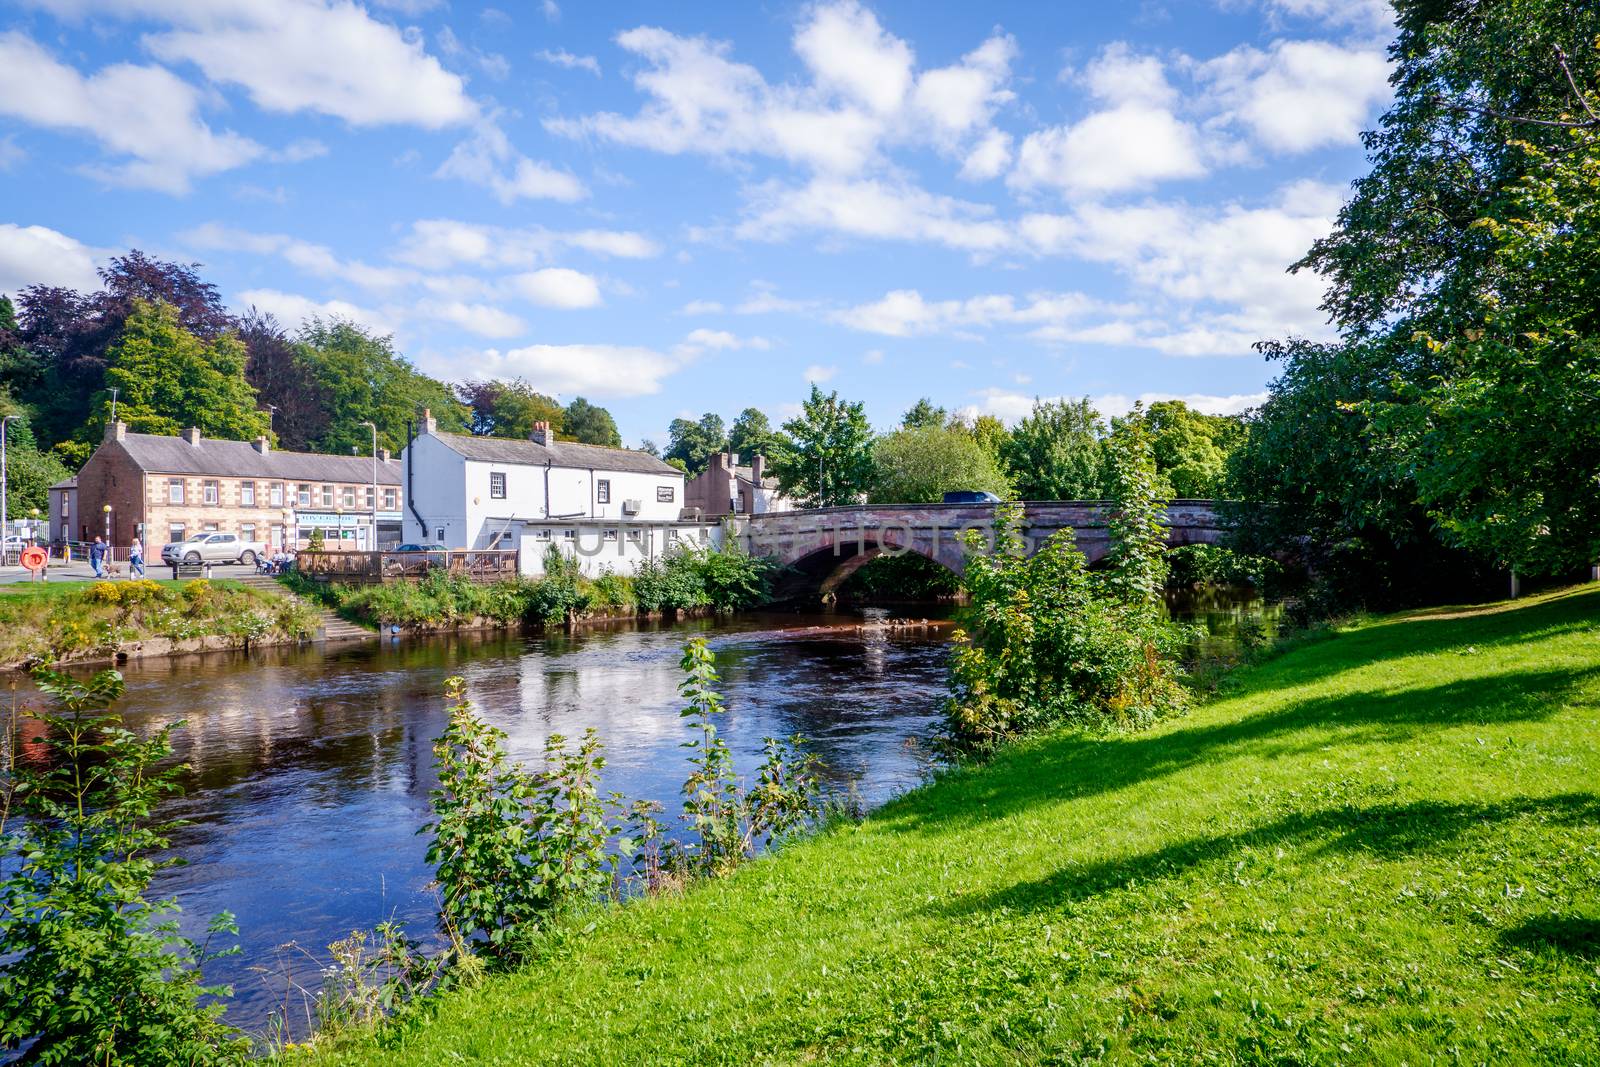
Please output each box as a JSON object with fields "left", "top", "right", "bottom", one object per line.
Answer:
{"left": 738, "top": 500, "right": 1223, "bottom": 594}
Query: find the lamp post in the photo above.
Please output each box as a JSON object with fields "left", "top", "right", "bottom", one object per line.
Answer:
{"left": 1, "top": 414, "right": 19, "bottom": 567}
{"left": 102, "top": 503, "right": 112, "bottom": 568}
{"left": 359, "top": 421, "right": 378, "bottom": 552}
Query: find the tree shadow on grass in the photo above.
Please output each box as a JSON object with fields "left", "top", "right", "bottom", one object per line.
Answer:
{"left": 932, "top": 792, "right": 1600, "bottom": 920}
{"left": 874, "top": 662, "right": 1600, "bottom": 836}
{"left": 1500, "top": 916, "right": 1600, "bottom": 963}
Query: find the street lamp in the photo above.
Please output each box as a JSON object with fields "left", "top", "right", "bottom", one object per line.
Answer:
{"left": 1, "top": 414, "right": 20, "bottom": 567}
{"left": 358, "top": 421, "right": 378, "bottom": 552}
{"left": 102, "top": 504, "right": 113, "bottom": 567}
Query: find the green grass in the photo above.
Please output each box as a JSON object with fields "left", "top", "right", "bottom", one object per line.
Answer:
{"left": 301, "top": 586, "right": 1600, "bottom": 1065}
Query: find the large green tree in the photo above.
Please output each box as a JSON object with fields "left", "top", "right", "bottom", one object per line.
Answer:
{"left": 869, "top": 424, "right": 1011, "bottom": 504}
{"left": 774, "top": 385, "right": 875, "bottom": 507}
{"left": 0, "top": 391, "right": 70, "bottom": 518}
{"left": 900, "top": 398, "right": 948, "bottom": 430}
{"left": 562, "top": 397, "right": 622, "bottom": 447}
{"left": 295, "top": 318, "right": 465, "bottom": 454}
{"left": 458, "top": 379, "right": 565, "bottom": 439}
{"left": 1114, "top": 401, "right": 1244, "bottom": 499}
{"left": 727, "top": 407, "right": 791, "bottom": 467}
{"left": 1000, "top": 398, "right": 1106, "bottom": 500}
{"left": 98, "top": 300, "right": 269, "bottom": 441}
{"left": 665, "top": 413, "right": 728, "bottom": 475}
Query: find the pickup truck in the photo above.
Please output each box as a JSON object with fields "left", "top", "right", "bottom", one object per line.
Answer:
{"left": 161, "top": 532, "right": 267, "bottom": 567}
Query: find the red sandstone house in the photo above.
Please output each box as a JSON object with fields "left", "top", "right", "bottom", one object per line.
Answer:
{"left": 75, "top": 421, "right": 403, "bottom": 555}
{"left": 683, "top": 452, "right": 792, "bottom": 519}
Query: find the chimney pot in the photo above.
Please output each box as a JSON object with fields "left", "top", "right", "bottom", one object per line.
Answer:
{"left": 420, "top": 407, "right": 437, "bottom": 435}
{"left": 530, "top": 421, "right": 551, "bottom": 446}
{"left": 183, "top": 427, "right": 201, "bottom": 446}
{"left": 751, "top": 454, "right": 765, "bottom": 484}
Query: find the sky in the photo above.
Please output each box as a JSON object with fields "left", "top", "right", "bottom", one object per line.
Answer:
{"left": 0, "top": 0, "right": 1396, "bottom": 447}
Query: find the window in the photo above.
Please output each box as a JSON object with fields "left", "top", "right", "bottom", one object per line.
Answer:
{"left": 60, "top": 494, "right": 69, "bottom": 518}
{"left": 656, "top": 485, "right": 675, "bottom": 503}
{"left": 596, "top": 479, "right": 611, "bottom": 504}
{"left": 168, "top": 479, "right": 185, "bottom": 505}
{"left": 626, "top": 529, "right": 645, "bottom": 545}
{"left": 322, "top": 485, "right": 334, "bottom": 508}
{"left": 341, "top": 486, "right": 356, "bottom": 509}
{"left": 240, "top": 523, "right": 255, "bottom": 541}
{"left": 168, "top": 523, "right": 185, "bottom": 543}
{"left": 489, "top": 471, "right": 507, "bottom": 499}
{"left": 365, "top": 487, "right": 375, "bottom": 510}
{"left": 203, "top": 480, "right": 219, "bottom": 505}
{"left": 602, "top": 529, "right": 618, "bottom": 542}
{"left": 270, "top": 482, "right": 283, "bottom": 507}
{"left": 666, "top": 529, "right": 680, "bottom": 546}
{"left": 202, "top": 523, "right": 219, "bottom": 533}
{"left": 534, "top": 528, "right": 552, "bottom": 541}
{"left": 297, "top": 484, "right": 311, "bottom": 507}
{"left": 435, "top": 527, "right": 445, "bottom": 542}
{"left": 561, "top": 528, "right": 576, "bottom": 541}
{"left": 240, "top": 481, "right": 255, "bottom": 507}
{"left": 383, "top": 488, "right": 397, "bottom": 511}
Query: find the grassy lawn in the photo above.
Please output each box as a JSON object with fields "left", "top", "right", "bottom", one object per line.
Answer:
{"left": 303, "top": 587, "right": 1600, "bottom": 1065}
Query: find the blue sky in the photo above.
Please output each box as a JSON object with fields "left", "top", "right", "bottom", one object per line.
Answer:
{"left": 0, "top": 0, "right": 1394, "bottom": 446}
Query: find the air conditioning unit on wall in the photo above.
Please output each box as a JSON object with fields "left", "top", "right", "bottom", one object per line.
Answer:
{"left": 622, "top": 499, "right": 642, "bottom": 515}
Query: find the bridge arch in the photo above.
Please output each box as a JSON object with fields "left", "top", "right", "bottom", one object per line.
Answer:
{"left": 781, "top": 530, "right": 966, "bottom": 599}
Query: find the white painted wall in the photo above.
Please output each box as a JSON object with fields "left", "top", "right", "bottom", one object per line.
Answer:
{"left": 399, "top": 435, "right": 468, "bottom": 546}
{"left": 517, "top": 523, "right": 720, "bottom": 578}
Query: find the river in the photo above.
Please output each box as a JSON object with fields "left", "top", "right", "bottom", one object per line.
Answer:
{"left": 6, "top": 608, "right": 952, "bottom": 1037}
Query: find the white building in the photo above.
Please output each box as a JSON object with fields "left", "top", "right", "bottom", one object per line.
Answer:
{"left": 401, "top": 413, "right": 719, "bottom": 577}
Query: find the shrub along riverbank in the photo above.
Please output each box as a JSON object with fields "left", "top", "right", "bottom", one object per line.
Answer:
{"left": 0, "top": 579, "right": 321, "bottom": 671}
{"left": 285, "top": 544, "right": 780, "bottom": 632}
{"left": 300, "top": 585, "right": 1600, "bottom": 1064}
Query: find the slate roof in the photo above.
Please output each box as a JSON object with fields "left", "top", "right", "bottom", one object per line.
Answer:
{"left": 50, "top": 476, "right": 78, "bottom": 491}
{"left": 114, "top": 432, "right": 403, "bottom": 484}
{"left": 431, "top": 431, "right": 682, "bottom": 477}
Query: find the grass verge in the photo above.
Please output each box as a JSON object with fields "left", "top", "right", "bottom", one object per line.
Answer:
{"left": 298, "top": 586, "right": 1600, "bottom": 1064}
{"left": 0, "top": 578, "right": 322, "bottom": 670}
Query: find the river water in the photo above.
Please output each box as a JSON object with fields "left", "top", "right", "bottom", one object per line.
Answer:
{"left": 5, "top": 592, "right": 1266, "bottom": 1039}
{"left": 6, "top": 609, "right": 952, "bottom": 1036}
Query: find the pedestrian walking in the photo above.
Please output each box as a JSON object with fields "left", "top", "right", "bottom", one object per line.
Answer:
{"left": 89, "top": 535, "right": 107, "bottom": 578}
{"left": 129, "top": 537, "right": 145, "bottom": 578}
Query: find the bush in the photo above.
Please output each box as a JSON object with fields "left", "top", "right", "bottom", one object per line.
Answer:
{"left": 0, "top": 668, "right": 247, "bottom": 1064}
{"left": 1166, "top": 544, "right": 1281, "bottom": 589}
{"left": 945, "top": 429, "right": 1190, "bottom": 753}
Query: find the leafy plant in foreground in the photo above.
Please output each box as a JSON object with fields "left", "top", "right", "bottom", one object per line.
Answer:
{"left": 0, "top": 668, "right": 246, "bottom": 1066}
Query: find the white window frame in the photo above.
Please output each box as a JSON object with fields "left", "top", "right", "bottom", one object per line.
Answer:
{"left": 490, "top": 471, "right": 506, "bottom": 499}
{"left": 240, "top": 481, "right": 256, "bottom": 507}
{"left": 596, "top": 479, "right": 611, "bottom": 504}
{"left": 169, "top": 479, "right": 185, "bottom": 505}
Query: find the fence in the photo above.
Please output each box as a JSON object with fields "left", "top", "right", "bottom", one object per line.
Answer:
{"left": 296, "top": 549, "right": 520, "bottom": 585}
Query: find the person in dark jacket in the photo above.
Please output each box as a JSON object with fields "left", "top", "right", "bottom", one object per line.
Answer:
{"left": 89, "top": 535, "right": 107, "bottom": 578}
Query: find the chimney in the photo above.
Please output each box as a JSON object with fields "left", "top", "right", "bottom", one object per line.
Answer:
{"left": 105, "top": 420, "right": 126, "bottom": 443}
{"left": 378, "top": 448, "right": 391, "bottom": 463}
{"left": 183, "top": 427, "right": 201, "bottom": 446}
{"left": 530, "top": 420, "right": 551, "bottom": 446}
{"left": 252, "top": 435, "right": 270, "bottom": 455}
{"left": 751, "top": 454, "right": 765, "bottom": 484}
{"left": 728, "top": 451, "right": 740, "bottom": 469}
{"left": 420, "top": 407, "right": 437, "bottom": 435}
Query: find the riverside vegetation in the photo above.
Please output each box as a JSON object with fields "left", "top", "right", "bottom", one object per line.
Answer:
{"left": 0, "top": 578, "right": 321, "bottom": 672}
{"left": 284, "top": 542, "right": 779, "bottom": 632}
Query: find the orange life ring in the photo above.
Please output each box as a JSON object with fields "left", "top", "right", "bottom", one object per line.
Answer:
{"left": 20, "top": 546, "right": 48, "bottom": 572}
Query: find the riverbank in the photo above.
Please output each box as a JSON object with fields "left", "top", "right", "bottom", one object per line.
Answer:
{"left": 299, "top": 584, "right": 1600, "bottom": 1064}
{"left": 0, "top": 578, "right": 322, "bottom": 671}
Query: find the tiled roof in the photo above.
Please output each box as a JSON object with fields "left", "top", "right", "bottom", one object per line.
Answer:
{"left": 50, "top": 476, "right": 78, "bottom": 491}
{"left": 431, "top": 431, "right": 682, "bottom": 477}
{"left": 113, "top": 433, "right": 402, "bottom": 484}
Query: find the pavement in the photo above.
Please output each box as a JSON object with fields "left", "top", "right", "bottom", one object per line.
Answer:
{"left": 0, "top": 558, "right": 263, "bottom": 584}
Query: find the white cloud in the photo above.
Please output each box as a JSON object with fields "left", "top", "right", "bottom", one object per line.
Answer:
{"left": 535, "top": 48, "right": 600, "bottom": 76}
{"left": 1011, "top": 45, "right": 1205, "bottom": 197}
{"left": 834, "top": 288, "right": 1109, "bottom": 337}
{"left": 507, "top": 267, "right": 602, "bottom": 308}
{"left": 678, "top": 299, "right": 724, "bottom": 315}
{"left": 237, "top": 288, "right": 396, "bottom": 336}
{"left": 436, "top": 122, "right": 585, "bottom": 204}
{"left": 1199, "top": 40, "right": 1390, "bottom": 152}
{"left": 547, "top": 2, "right": 1015, "bottom": 176}
{"left": 958, "top": 128, "right": 1011, "bottom": 181}
{"left": 466, "top": 344, "right": 682, "bottom": 397}
{"left": 393, "top": 220, "right": 659, "bottom": 268}
{"left": 1244, "top": 0, "right": 1394, "bottom": 32}
{"left": 736, "top": 176, "right": 1012, "bottom": 252}
{"left": 673, "top": 328, "right": 771, "bottom": 356}
{"left": 181, "top": 222, "right": 417, "bottom": 291}
{"left": 540, "top": 0, "right": 560, "bottom": 22}
{"left": 862, "top": 348, "right": 883, "bottom": 364}
{"left": 0, "top": 31, "right": 262, "bottom": 193}
{"left": 803, "top": 364, "right": 837, "bottom": 383}
{"left": 0, "top": 222, "right": 106, "bottom": 293}
{"left": 0, "top": 136, "right": 26, "bottom": 172}
{"left": 423, "top": 299, "right": 524, "bottom": 338}
{"left": 42, "top": 0, "right": 478, "bottom": 129}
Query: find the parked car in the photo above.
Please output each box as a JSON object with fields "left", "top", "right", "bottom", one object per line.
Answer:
{"left": 161, "top": 532, "right": 267, "bottom": 566}
{"left": 942, "top": 490, "right": 1003, "bottom": 504}
{"left": 395, "top": 543, "right": 447, "bottom": 552}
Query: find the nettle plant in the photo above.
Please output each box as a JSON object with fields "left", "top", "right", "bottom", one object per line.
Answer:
{"left": 0, "top": 668, "right": 247, "bottom": 1066}
{"left": 946, "top": 426, "right": 1190, "bottom": 754}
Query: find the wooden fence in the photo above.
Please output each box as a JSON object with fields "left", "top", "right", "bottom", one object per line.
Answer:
{"left": 296, "top": 549, "right": 520, "bottom": 584}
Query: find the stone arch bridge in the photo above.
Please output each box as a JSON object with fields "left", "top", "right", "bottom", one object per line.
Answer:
{"left": 735, "top": 500, "right": 1224, "bottom": 596}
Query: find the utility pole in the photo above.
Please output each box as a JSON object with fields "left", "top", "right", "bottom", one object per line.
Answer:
{"left": 109, "top": 387, "right": 119, "bottom": 424}
{"left": 360, "top": 421, "right": 378, "bottom": 551}
{"left": 0, "top": 415, "right": 18, "bottom": 567}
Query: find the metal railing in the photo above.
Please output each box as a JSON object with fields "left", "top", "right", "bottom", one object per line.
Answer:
{"left": 296, "top": 549, "right": 520, "bottom": 584}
